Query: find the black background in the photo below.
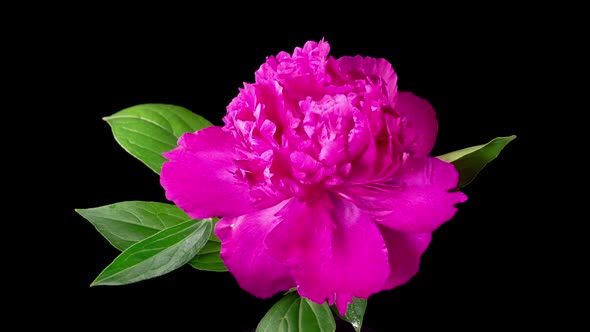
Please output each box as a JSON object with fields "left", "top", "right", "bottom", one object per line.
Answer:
{"left": 15, "top": 8, "right": 551, "bottom": 331}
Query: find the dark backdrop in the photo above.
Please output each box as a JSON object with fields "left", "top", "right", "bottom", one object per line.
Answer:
{"left": 20, "top": 11, "right": 544, "bottom": 331}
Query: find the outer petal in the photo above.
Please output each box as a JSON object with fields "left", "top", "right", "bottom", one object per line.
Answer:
{"left": 266, "top": 195, "right": 390, "bottom": 316}
{"left": 340, "top": 157, "right": 467, "bottom": 233}
{"left": 215, "top": 199, "right": 295, "bottom": 298}
{"left": 396, "top": 92, "right": 438, "bottom": 157}
{"left": 379, "top": 226, "right": 432, "bottom": 289}
{"left": 160, "top": 127, "right": 255, "bottom": 219}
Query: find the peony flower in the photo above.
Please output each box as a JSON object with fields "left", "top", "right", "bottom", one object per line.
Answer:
{"left": 160, "top": 40, "right": 467, "bottom": 315}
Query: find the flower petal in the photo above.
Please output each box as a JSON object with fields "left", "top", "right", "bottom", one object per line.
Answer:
{"left": 266, "top": 195, "right": 390, "bottom": 315}
{"left": 336, "top": 55, "right": 398, "bottom": 103}
{"left": 396, "top": 92, "right": 438, "bottom": 157}
{"left": 348, "top": 136, "right": 376, "bottom": 182}
{"left": 379, "top": 226, "right": 432, "bottom": 289}
{"left": 160, "top": 126, "right": 255, "bottom": 219}
{"left": 341, "top": 157, "right": 467, "bottom": 233}
{"left": 215, "top": 199, "right": 295, "bottom": 298}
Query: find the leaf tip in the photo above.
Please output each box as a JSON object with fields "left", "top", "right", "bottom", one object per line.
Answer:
{"left": 90, "top": 277, "right": 105, "bottom": 287}
{"left": 102, "top": 116, "right": 116, "bottom": 124}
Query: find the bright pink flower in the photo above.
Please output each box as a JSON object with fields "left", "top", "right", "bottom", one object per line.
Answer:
{"left": 160, "top": 40, "right": 467, "bottom": 315}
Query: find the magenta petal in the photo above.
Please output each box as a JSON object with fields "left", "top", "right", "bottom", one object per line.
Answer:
{"left": 343, "top": 157, "right": 467, "bottom": 233}
{"left": 215, "top": 199, "right": 295, "bottom": 298}
{"left": 348, "top": 137, "right": 376, "bottom": 182}
{"left": 336, "top": 55, "right": 398, "bottom": 102}
{"left": 380, "top": 226, "right": 432, "bottom": 289}
{"left": 160, "top": 127, "right": 255, "bottom": 219}
{"left": 397, "top": 92, "right": 438, "bottom": 157}
{"left": 266, "top": 195, "right": 389, "bottom": 315}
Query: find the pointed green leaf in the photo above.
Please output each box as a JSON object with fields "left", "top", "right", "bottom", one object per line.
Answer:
{"left": 331, "top": 298, "right": 367, "bottom": 332}
{"left": 188, "top": 241, "right": 227, "bottom": 272}
{"left": 188, "top": 216, "right": 227, "bottom": 271}
{"left": 257, "top": 292, "right": 336, "bottom": 332}
{"left": 103, "top": 104, "right": 213, "bottom": 174}
{"left": 437, "top": 135, "right": 516, "bottom": 189}
{"left": 76, "top": 202, "right": 224, "bottom": 272}
{"left": 91, "top": 219, "right": 211, "bottom": 286}
{"left": 76, "top": 201, "right": 192, "bottom": 251}
{"left": 206, "top": 217, "right": 221, "bottom": 243}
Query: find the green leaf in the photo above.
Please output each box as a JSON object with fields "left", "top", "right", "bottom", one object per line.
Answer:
{"left": 331, "top": 298, "right": 367, "bottom": 332}
{"left": 207, "top": 217, "right": 221, "bottom": 242}
{"left": 76, "top": 202, "right": 225, "bottom": 272}
{"left": 187, "top": 217, "right": 226, "bottom": 271}
{"left": 437, "top": 135, "right": 516, "bottom": 189}
{"left": 103, "top": 104, "right": 213, "bottom": 174}
{"left": 257, "top": 292, "right": 336, "bottom": 332}
{"left": 188, "top": 241, "right": 227, "bottom": 272}
{"left": 76, "top": 201, "right": 191, "bottom": 251}
{"left": 91, "top": 219, "right": 211, "bottom": 286}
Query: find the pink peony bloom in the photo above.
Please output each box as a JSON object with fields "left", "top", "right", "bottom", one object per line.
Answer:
{"left": 160, "top": 40, "right": 467, "bottom": 315}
